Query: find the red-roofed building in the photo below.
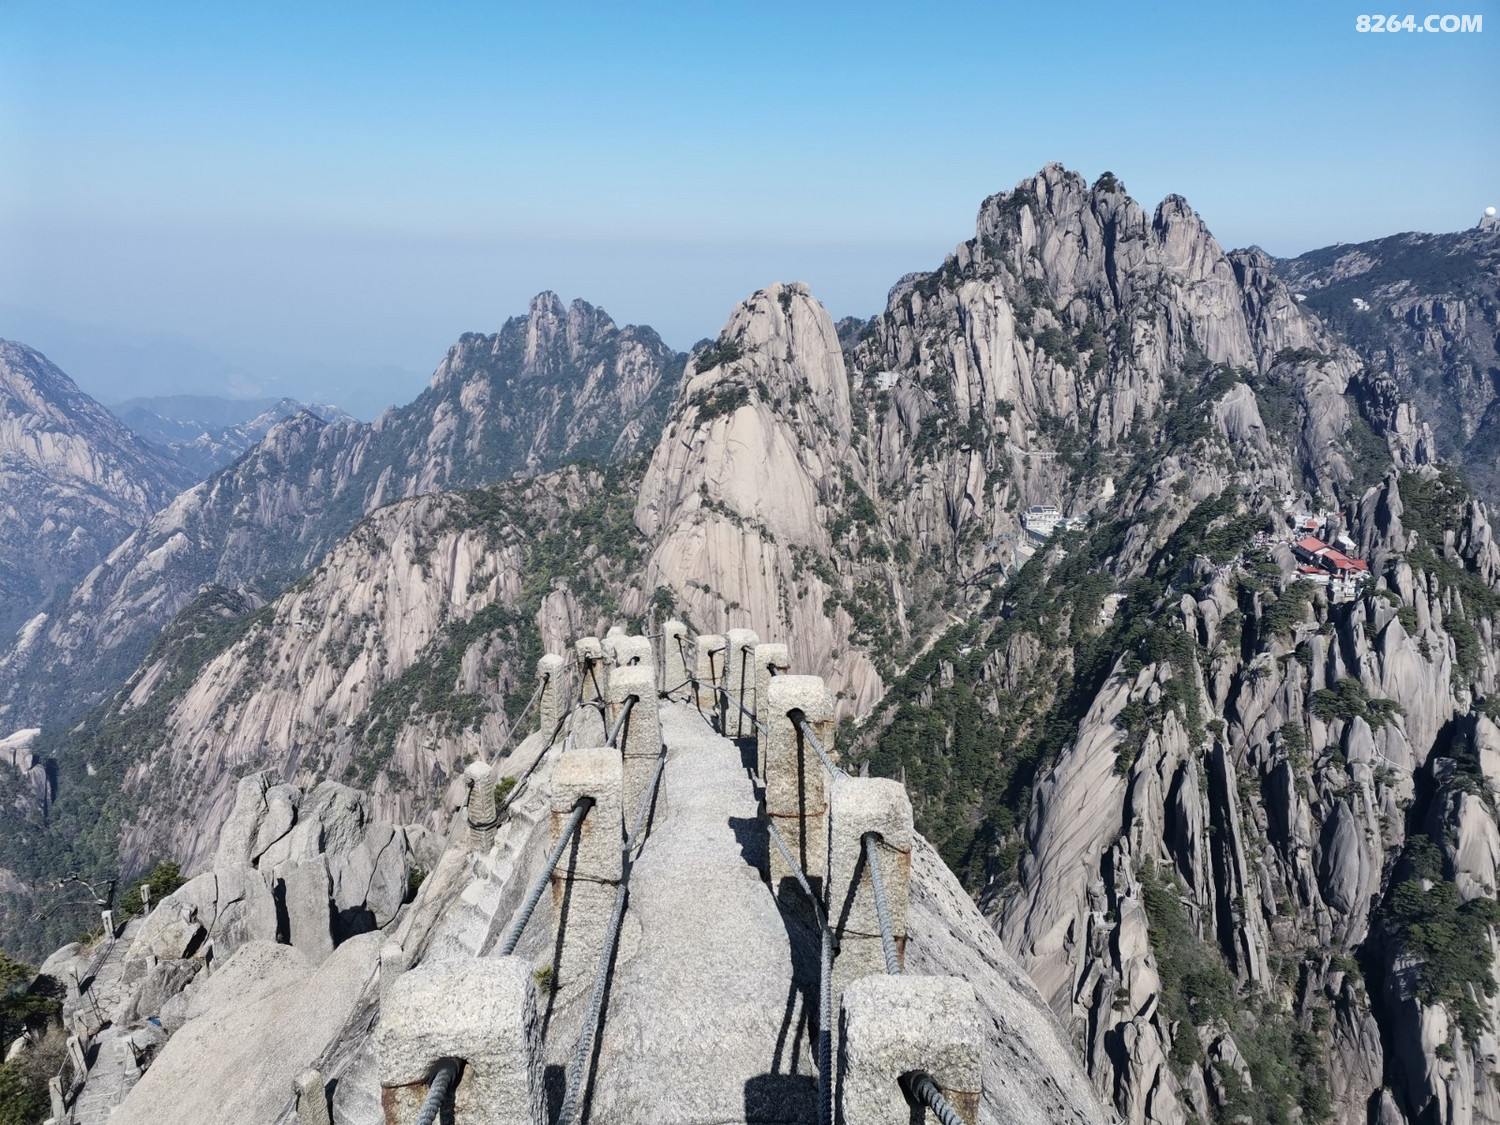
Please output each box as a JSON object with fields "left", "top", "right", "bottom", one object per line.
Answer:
{"left": 1292, "top": 535, "right": 1369, "bottom": 576}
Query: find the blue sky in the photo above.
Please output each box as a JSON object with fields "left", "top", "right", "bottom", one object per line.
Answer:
{"left": 1, "top": 0, "right": 1496, "bottom": 415}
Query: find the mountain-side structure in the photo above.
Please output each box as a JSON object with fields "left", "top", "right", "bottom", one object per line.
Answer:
{"left": 2, "top": 166, "right": 1497, "bottom": 1125}
{"left": 7, "top": 638, "right": 1113, "bottom": 1125}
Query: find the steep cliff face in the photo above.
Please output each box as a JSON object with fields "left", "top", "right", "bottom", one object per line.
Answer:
{"left": 826, "top": 170, "right": 1496, "bottom": 1125}
{"left": 1277, "top": 225, "right": 1500, "bottom": 503}
{"left": 844, "top": 165, "right": 1422, "bottom": 597}
{"left": 982, "top": 469, "right": 1500, "bottom": 1125}
{"left": 0, "top": 341, "right": 191, "bottom": 641}
{"left": 0, "top": 295, "right": 683, "bottom": 727}
{"left": 632, "top": 282, "right": 885, "bottom": 712}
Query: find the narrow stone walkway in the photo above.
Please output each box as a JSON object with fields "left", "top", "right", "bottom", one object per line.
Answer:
{"left": 584, "top": 701, "right": 818, "bottom": 1124}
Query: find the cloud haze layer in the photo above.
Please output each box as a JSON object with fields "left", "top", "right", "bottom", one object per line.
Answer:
{"left": 2, "top": 0, "right": 1496, "bottom": 413}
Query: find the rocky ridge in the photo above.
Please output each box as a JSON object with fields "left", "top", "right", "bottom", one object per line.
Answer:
{"left": 10, "top": 698, "right": 1113, "bottom": 1125}
{"left": 0, "top": 294, "right": 683, "bottom": 726}
{"left": 0, "top": 341, "right": 191, "bottom": 641}
{"left": 1277, "top": 225, "right": 1500, "bottom": 503}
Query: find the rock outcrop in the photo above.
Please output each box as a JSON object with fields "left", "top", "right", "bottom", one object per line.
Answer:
{"left": 0, "top": 341, "right": 190, "bottom": 642}
{"left": 0, "top": 295, "right": 682, "bottom": 727}
{"left": 6, "top": 166, "right": 1498, "bottom": 1125}
{"left": 1277, "top": 225, "right": 1500, "bottom": 503}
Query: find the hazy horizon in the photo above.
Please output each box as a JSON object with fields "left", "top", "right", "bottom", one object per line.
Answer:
{"left": 3, "top": 0, "right": 1496, "bottom": 417}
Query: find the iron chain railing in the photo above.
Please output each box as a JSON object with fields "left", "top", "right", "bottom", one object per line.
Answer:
{"left": 863, "top": 833, "right": 901, "bottom": 976}
{"left": 910, "top": 1071, "right": 967, "bottom": 1125}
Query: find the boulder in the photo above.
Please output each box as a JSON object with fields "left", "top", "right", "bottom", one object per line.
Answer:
{"left": 120, "top": 958, "right": 201, "bottom": 1023}
{"left": 111, "top": 933, "right": 381, "bottom": 1125}
{"left": 214, "top": 770, "right": 279, "bottom": 872}
{"left": 284, "top": 857, "right": 334, "bottom": 965}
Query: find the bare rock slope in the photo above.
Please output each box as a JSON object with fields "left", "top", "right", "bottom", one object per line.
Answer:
{"left": 0, "top": 341, "right": 190, "bottom": 641}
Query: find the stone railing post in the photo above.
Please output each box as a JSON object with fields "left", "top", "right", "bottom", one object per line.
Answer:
{"left": 463, "top": 761, "right": 497, "bottom": 852}
{"left": 608, "top": 664, "right": 662, "bottom": 822}
{"left": 601, "top": 626, "right": 625, "bottom": 683}
{"left": 662, "top": 620, "right": 690, "bottom": 701}
{"left": 764, "top": 675, "right": 833, "bottom": 903}
{"left": 827, "top": 776, "right": 912, "bottom": 1019}
{"left": 375, "top": 956, "right": 545, "bottom": 1124}
{"left": 839, "top": 975, "right": 982, "bottom": 1125}
{"left": 752, "top": 642, "right": 790, "bottom": 776}
{"left": 575, "top": 637, "right": 608, "bottom": 745}
{"left": 537, "top": 654, "right": 566, "bottom": 742}
{"left": 608, "top": 635, "right": 654, "bottom": 673}
{"left": 694, "top": 634, "right": 727, "bottom": 721}
{"left": 549, "top": 745, "right": 623, "bottom": 991}
{"left": 723, "top": 628, "right": 760, "bottom": 738}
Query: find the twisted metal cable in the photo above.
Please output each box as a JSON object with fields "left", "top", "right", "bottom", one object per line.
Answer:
{"left": 413, "top": 1058, "right": 458, "bottom": 1125}
{"left": 496, "top": 797, "right": 593, "bottom": 957}
{"left": 863, "top": 833, "right": 901, "bottom": 975}
{"left": 763, "top": 818, "right": 827, "bottom": 929}
{"left": 909, "top": 1072, "right": 967, "bottom": 1125}
{"left": 486, "top": 677, "right": 543, "bottom": 766}
{"left": 792, "top": 714, "right": 841, "bottom": 778}
{"left": 604, "top": 694, "right": 637, "bottom": 748}
{"left": 625, "top": 752, "right": 668, "bottom": 857}
{"left": 557, "top": 875, "right": 629, "bottom": 1125}
{"left": 713, "top": 683, "right": 769, "bottom": 734}
{"left": 818, "top": 925, "right": 835, "bottom": 1125}
{"left": 763, "top": 808, "right": 836, "bottom": 1125}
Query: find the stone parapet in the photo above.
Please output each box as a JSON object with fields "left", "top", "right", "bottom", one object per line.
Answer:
{"left": 723, "top": 628, "right": 760, "bottom": 738}
{"left": 549, "top": 744, "right": 623, "bottom": 990}
{"left": 608, "top": 664, "right": 663, "bottom": 822}
{"left": 375, "top": 956, "right": 545, "bottom": 1124}
{"left": 693, "top": 634, "right": 727, "bottom": 719}
{"left": 537, "top": 654, "right": 566, "bottom": 742}
{"left": 575, "top": 637, "right": 608, "bottom": 745}
{"left": 827, "top": 775, "right": 913, "bottom": 1019}
{"left": 463, "top": 761, "right": 497, "bottom": 853}
{"left": 838, "top": 974, "right": 982, "bottom": 1125}
{"left": 752, "top": 642, "right": 790, "bottom": 776}
{"left": 764, "top": 675, "right": 833, "bottom": 903}
{"left": 662, "top": 620, "right": 691, "bottom": 701}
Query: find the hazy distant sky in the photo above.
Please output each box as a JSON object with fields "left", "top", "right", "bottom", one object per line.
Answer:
{"left": 2, "top": 1, "right": 1496, "bottom": 414}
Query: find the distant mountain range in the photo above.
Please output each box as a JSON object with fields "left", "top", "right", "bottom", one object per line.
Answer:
{"left": 110, "top": 394, "right": 358, "bottom": 478}
{"left": 1277, "top": 220, "right": 1500, "bottom": 500}
{"left": 0, "top": 294, "right": 684, "bottom": 725}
